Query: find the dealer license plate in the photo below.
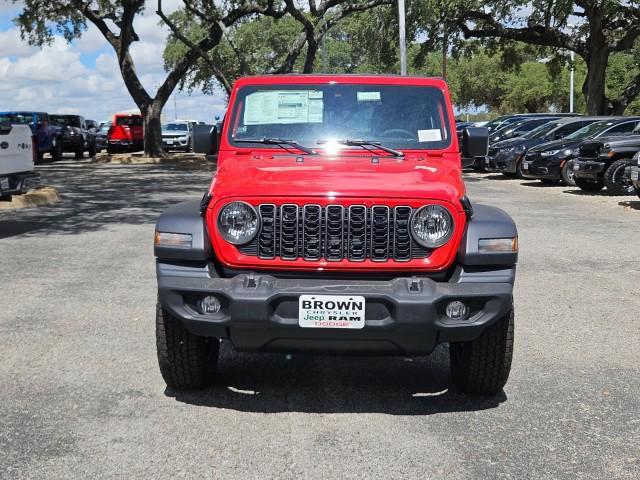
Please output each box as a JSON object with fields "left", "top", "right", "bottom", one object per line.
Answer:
{"left": 298, "top": 294, "right": 365, "bottom": 329}
{"left": 0, "top": 177, "right": 9, "bottom": 191}
{"left": 573, "top": 163, "right": 580, "bottom": 171}
{"left": 522, "top": 161, "right": 530, "bottom": 170}
{"left": 632, "top": 170, "right": 639, "bottom": 181}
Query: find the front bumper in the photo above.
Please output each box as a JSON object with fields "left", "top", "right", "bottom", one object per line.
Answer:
{"left": 572, "top": 159, "right": 606, "bottom": 180}
{"left": 520, "top": 153, "right": 565, "bottom": 180}
{"left": 163, "top": 137, "right": 190, "bottom": 150}
{"left": 485, "top": 151, "right": 521, "bottom": 173}
{"left": 108, "top": 139, "right": 143, "bottom": 151}
{"left": 0, "top": 171, "right": 40, "bottom": 196}
{"left": 157, "top": 262, "right": 514, "bottom": 356}
{"left": 627, "top": 166, "right": 640, "bottom": 191}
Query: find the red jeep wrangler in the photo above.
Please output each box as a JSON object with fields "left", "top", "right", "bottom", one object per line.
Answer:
{"left": 154, "top": 75, "right": 517, "bottom": 395}
{"left": 107, "top": 112, "right": 143, "bottom": 153}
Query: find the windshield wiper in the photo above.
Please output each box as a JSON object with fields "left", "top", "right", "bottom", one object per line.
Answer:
{"left": 318, "top": 139, "right": 404, "bottom": 158}
{"left": 234, "top": 137, "right": 315, "bottom": 155}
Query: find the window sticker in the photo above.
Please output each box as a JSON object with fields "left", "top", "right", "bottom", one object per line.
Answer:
{"left": 418, "top": 129, "right": 442, "bottom": 142}
{"left": 244, "top": 90, "right": 323, "bottom": 125}
{"left": 357, "top": 91, "right": 381, "bottom": 102}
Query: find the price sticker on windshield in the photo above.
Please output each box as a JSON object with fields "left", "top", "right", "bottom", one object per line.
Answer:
{"left": 418, "top": 129, "right": 442, "bottom": 142}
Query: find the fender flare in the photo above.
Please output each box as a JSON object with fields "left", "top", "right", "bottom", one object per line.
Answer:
{"left": 154, "top": 200, "right": 213, "bottom": 261}
{"left": 457, "top": 204, "right": 518, "bottom": 267}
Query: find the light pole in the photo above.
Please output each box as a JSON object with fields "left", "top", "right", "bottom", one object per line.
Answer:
{"left": 569, "top": 50, "right": 575, "bottom": 113}
{"left": 568, "top": 23, "right": 576, "bottom": 113}
{"left": 398, "top": 0, "right": 407, "bottom": 75}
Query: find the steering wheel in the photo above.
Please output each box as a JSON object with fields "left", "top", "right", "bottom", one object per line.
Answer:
{"left": 379, "top": 128, "right": 414, "bottom": 139}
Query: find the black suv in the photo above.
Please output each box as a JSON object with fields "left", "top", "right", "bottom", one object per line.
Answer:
{"left": 485, "top": 117, "right": 603, "bottom": 177}
{"left": 50, "top": 114, "right": 97, "bottom": 159}
{"left": 572, "top": 126, "right": 640, "bottom": 194}
{"left": 521, "top": 117, "right": 640, "bottom": 185}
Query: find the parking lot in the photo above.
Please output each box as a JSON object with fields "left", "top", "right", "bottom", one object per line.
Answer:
{"left": 1, "top": 160, "right": 639, "bottom": 479}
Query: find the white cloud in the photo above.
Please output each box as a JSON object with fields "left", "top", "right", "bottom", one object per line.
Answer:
{"left": 0, "top": 1, "right": 227, "bottom": 123}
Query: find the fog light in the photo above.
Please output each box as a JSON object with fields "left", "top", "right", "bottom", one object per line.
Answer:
{"left": 446, "top": 301, "right": 469, "bottom": 321}
{"left": 200, "top": 296, "right": 221, "bottom": 314}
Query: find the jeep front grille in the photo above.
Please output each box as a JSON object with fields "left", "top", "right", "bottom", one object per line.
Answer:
{"left": 239, "top": 204, "right": 431, "bottom": 262}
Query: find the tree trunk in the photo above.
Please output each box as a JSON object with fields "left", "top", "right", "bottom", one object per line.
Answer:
{"left": 582, "top": 44, "right": 610, "bottom": 115}
{"left": 141, "top": 102, "right": 167, "bottom": 158}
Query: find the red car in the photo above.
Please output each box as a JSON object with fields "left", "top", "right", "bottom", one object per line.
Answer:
{"left": 153, "top": 75, "right": 518, "bottom": 395}
{"left": 107, "top": 112, "right": 143, "bottom": 153}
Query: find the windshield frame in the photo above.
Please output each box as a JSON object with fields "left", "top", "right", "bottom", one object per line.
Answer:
{"left": 226, "top": 83, "right": 453, "bottom": 152}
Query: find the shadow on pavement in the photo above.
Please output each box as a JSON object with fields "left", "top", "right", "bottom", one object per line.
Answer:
{"left": 167, "top": 343, "right": 507, "bottom": 415}
{"left": 0, "top": 160, "right": 213, "bottom": 239}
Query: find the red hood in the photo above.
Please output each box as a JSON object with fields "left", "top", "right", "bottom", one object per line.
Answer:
{"left": 210, "top": 151, "right": 465, "bottom": 207}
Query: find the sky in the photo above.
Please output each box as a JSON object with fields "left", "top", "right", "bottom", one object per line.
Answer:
{"left": 0, "top": 1, "right": 228, "bottom": 123}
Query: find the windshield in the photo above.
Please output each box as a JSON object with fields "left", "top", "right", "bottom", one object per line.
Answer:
{"left": 50, "top": 115, "right": 82, "bottom": 128}
{"left": 565, "top": 121, "right": 614, "bottom": 140}
{"left": 229, "top": 84, "right": 452, "bottom": 151}
{"left": 116, "top": 116, "right": 142, "bottom": 126}
{"left": 524, "top": 121, "right": 560, "bottom": 139}
{"left": 0, "top": 113, "right": 34, "bottom": 124}
{"left": 165, "top": 123, "right": 189, "bottom": 131}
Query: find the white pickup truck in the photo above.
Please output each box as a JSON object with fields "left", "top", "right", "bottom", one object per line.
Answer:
{"left": 0, "top": 122, "right": 39, "bottom": 200}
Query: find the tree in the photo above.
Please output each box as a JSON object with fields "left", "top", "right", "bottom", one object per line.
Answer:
{"left": 163, "top": 0, "right": 394, "bottom": 96}
{"left": 13, "top": 0, "right": 278, "bottom": 156}
{"left": 415, "top": 0, "right": 640, "bottom": 115}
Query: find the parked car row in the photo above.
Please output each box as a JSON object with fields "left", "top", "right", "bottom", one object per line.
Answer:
{"left": 0, "top": 111, "right": 102, "bottom": 162}
{"left": 462, "top": 113, "right": 640, "bottom": 198}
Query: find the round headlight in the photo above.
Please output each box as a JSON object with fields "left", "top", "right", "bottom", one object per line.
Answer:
{"left": 410, "top": 205, "right": 454, "bottom": 248}
{"left": 217, "top": 201, "right": 259, "bottom": 245}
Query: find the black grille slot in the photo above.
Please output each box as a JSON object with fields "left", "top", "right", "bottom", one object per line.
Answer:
{"left": 348, "top": 206, "right": 367, "bottom": 261}
{"left": 370, "top": 206, "right": 390, "bottom": 261}
{"left": 302, "top": 205, "right": 321, "bottom": 260}
{"left": 280, "top": 204, "right": 299, "bottom": 260}
{"left": 393, "top": 206, "right": 412, "bottom": 261}
{"left": 258, "top": 204, "right": 276, "bottom": 258}
{"left": 325, "top": 205, "right": 344, "bottom": 261}
{"left": 246, "top": 204, "right": 432, "bottom": 262}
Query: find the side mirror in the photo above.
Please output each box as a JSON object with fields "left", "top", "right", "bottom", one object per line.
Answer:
{"left": 462, "top": 127, "right": 489, "bottom": 160}
{"left": 192, "top": 124, "right": 219, "bottom": 155}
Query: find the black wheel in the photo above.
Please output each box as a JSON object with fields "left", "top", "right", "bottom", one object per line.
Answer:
{"left": 156, "top": 301, "right": 219, "bottom": 390}
{"left": 50, "top": 137, "right": 63, "bottom": 161}
{"left": 604, "top": 159, "right": 635, "bottom": 196}
{"left": 574, "top": 176, "right": 604, "bottom": 192}
{"left": 88, "top": 142, "right": 96, "bottom": 158}
{"left": 515, "top": 159, "right": 525, "bottom": 178}
{"left": 560, "top": 161, "right": 576, "bottom": 186}
{"left": 35, "top": 147, "right": 43, "bottom": 165}
{"left": 450, "top": 306, "right": 514, "bottom": 395}
{"left": 107, "top": 145, "right": 117, "bottom": 154}
{"left": 0, "top": 193, "right": 12, "bottom": 202}
{"left": 74, "top": 145, "right": 84, "bottom": 159}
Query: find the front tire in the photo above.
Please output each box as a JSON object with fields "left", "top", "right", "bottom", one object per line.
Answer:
{"left": 51, "top": 137, "right": 63, "bottom": 162}
{"left": 156, "top": 301, "right": 219, "bottom": 390}
{"left": 560, "top": 161, "right": 576, "bottom": 186}
{"left": 604, "top": 159, "right": 635, "bottom": 196}
{"left": 574, "top": 176, "right": 604, "bottom": 192}
{"left": 449, "top": 306, "right": 514, "bottom": 395}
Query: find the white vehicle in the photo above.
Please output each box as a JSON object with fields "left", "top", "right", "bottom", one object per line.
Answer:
{"left": 162, "top": 121, "right": 192, "bottom": 152}
{"left": 0, "top": 123, "right": 39, "bottom": 200}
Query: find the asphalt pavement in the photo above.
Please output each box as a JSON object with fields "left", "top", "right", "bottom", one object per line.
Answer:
{"left": 1, "top": 159, "right": 639, "bottom": 479}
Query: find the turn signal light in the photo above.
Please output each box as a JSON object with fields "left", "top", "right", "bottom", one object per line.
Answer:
{"left": 478, "top": 237, "right": 518, "bottom": 253}
{"left": 154, "top": 231, "right": 192, "bottom": 248}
